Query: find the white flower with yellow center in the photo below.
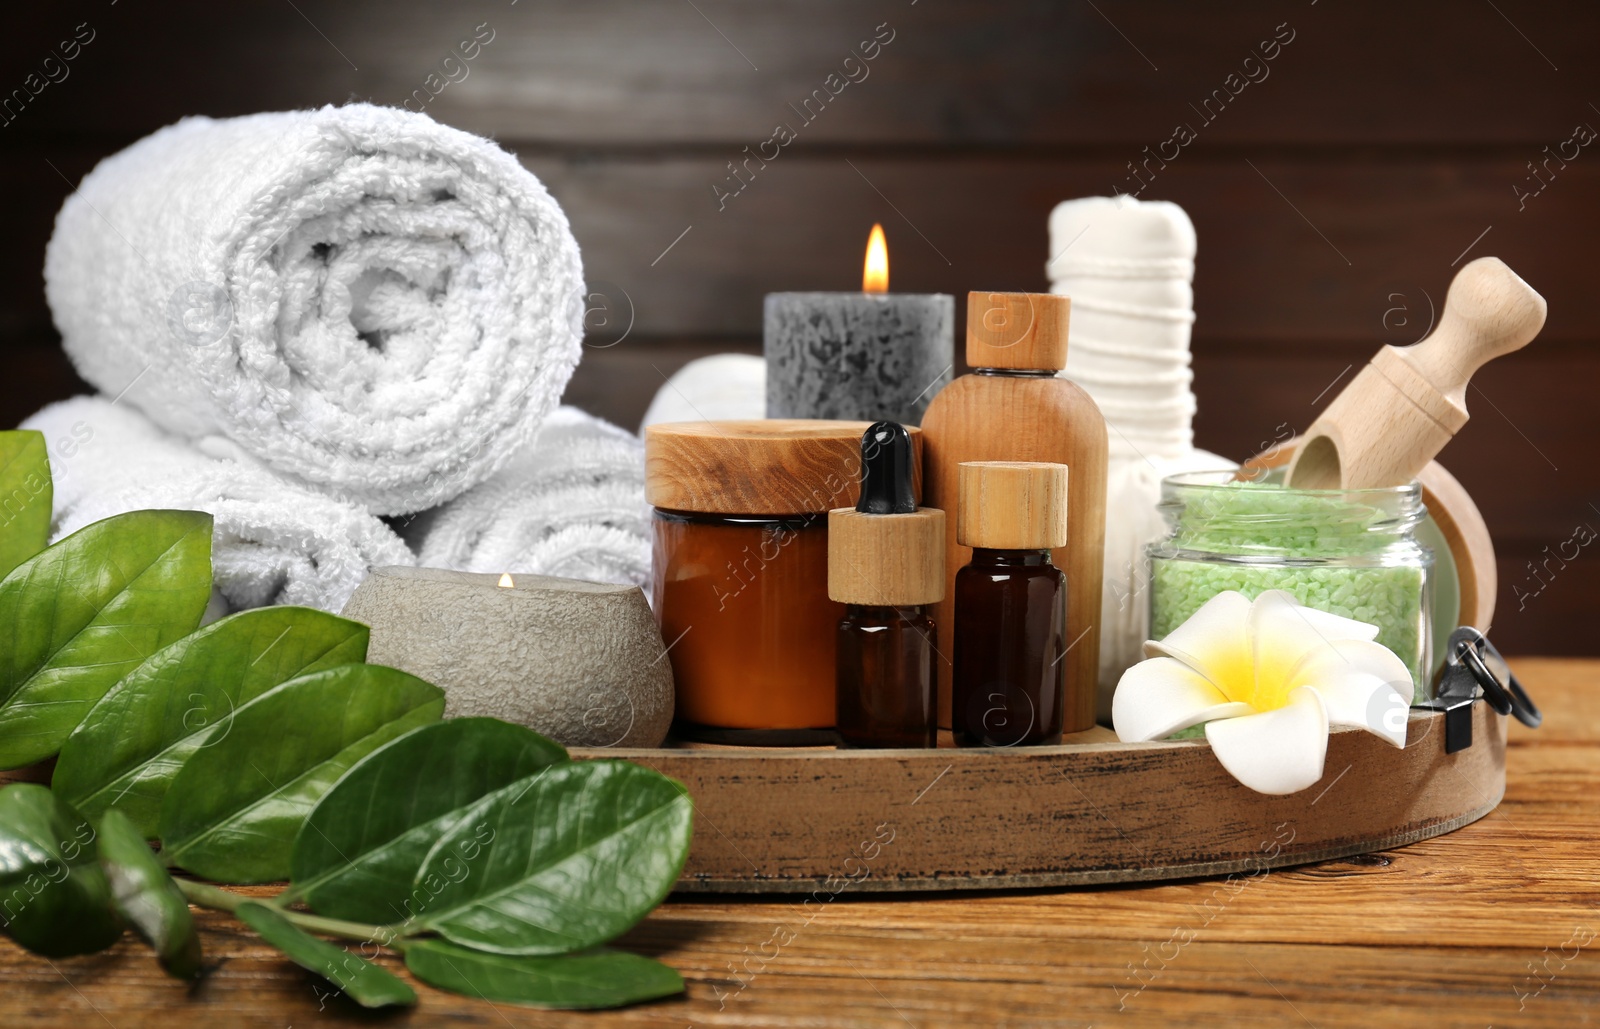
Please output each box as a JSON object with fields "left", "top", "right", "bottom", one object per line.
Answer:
{"left": 1113, "top": 590, "right": 1413, "bottom": 795}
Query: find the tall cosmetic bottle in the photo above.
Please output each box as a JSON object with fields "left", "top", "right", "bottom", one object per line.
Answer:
{"left": 920, "top": 292, "right": 1107, "bottom": 734}
{"left": 951, "top": 461, "right": 1070, "bottom": 747}
{"left": 829, "top": 422, "right": 945, "bottom": 748}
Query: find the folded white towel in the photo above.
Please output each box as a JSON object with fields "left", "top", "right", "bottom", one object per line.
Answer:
{"left": 408, "top": 407, "right": 650, "bottom": 587}
{"left": 639, "top": 354, "right": 766, "bottom": 431}
{"left": 45, "top": 104, "right": 583, "bottom": 516}
{"left": 23, "top": 397, "right": 414, "bottom": 612}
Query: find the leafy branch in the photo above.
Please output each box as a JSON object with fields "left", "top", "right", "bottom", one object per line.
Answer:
{"left": 0, "top": 431, "right": 693, "bottom": 1011}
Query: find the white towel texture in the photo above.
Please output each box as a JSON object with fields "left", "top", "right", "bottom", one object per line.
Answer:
{"left": 639, "top": 353, "right": 767, "bottom": 431}
{"left": 23, "top": 397, "right": 414, "bottom": 612}
{"left": 407, "top": 407, "right": 651, "bottom": 587}
{"left": 1047, "top": 196, "right": 1236, "bottom": 719}
{"left": 45, "top": 104, "right": 584, "bottom": 515}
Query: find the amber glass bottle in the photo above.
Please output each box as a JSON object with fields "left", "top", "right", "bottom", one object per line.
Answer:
{"left": 830, "top": 422, "right": 945, "bottom": 748}
{"left": 951, "top": 461, "right": 1069, "bottom": 748}
{"left": 835, "top": 604, "right": 939, "bottom": 748}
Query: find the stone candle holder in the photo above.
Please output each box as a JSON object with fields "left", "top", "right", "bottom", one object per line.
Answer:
{"left": 341, "top": 567, "right": 673, "bottom": 747}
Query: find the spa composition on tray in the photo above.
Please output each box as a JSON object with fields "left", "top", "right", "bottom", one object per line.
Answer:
{"left": 1, "top": 83, "right": 1559, "bottom": 1017}
{"left": 643, "top": 252, "right": 1545, "bottom": 770}
{"left": 2, "top": 115, "right": 1558, "bottom": 979}
{"left": 604, "top": 247, "right": 1546, "bottom": 892}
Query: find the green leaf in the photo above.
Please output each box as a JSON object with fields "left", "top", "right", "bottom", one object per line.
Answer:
{"left": 55, "top": 607, "right": 370, "bottom": 834}
{"left": 407, "top": 761, "right": 692, "bottom": 955}
{"left": 94, "top": 809, "right": 200, "bottom": 979}
{"left": 158, "top": 663, "right": 444, "bottom": 883}
{"left": 0, "top": 510, "right": 213, "bottom": 769}
{"left": 235, "top": 901, "right": 416, "bottom": 1009}
{"left": 405, "top": 940, "right": 683, "bottom": 1010}
{"left": 0, "top": 431, "right": 52, "bottom": 581}
{"left": 0, "top": 784, "right": 122, "bottom": 956}
{"left": 290, "top": 718, "right": 567, "bottom": 922}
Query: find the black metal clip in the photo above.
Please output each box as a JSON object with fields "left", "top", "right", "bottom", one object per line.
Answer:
{"left": 1433, "top": 626, "right": 1541, "bottom": 754}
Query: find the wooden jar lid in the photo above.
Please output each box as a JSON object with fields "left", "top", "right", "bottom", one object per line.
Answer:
{"left": 828, "top": 508, "right": 946, "bottom": 606}
{"left": 966, "top": 291, "right": 1071, "bottom": 371}
{"left": 645, "top": 420, "right": 923, "bottom": 516}
{"left": 957, "top": 461, "right": 1069, "bottom": 550}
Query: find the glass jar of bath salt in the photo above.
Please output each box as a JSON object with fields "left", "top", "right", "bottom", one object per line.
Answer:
{"left": 645, "top": 420, "right": 922, "bottom": 744}
{"left": 1147, "top": 470, "right": 1433, "bottom": 700}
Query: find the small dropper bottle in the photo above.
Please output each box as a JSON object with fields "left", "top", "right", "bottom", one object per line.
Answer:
{"left": 829, "top": 422, "right": 946, "bottom": 748}
{"left": 952, "top": 461, "right": 1069, "bottom": 748}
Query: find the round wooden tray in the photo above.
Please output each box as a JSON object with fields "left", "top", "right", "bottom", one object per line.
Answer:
{"left": 578, "top": 705, "right": 1506, "bottom": 893}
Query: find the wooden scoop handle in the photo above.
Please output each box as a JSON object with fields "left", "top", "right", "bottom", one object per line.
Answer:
{"left": 1286, "top": 257, "right": 1545, "bottom": 490}
{"left": 1403, "top": 256, "right": 1546, "bottom": 408}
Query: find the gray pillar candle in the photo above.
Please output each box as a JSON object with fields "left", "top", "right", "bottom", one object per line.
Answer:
{"left": 764, "top": 291, "right": 954, "bottom": 425}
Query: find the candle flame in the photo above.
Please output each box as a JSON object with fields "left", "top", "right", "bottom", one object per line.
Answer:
{"left": 863, "top": 223, "right": 889, "bottom": 293}
{"left": 498, "top": 573, "right": 515, "bottom": 588}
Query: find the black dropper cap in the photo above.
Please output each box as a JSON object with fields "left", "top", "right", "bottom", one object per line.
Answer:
{"left": 856, "top": 421, "right": 917, "bottom": 514}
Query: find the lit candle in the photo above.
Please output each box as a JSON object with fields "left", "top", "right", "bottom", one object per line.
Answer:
{"left": 764, "top": 224, "right": 954, "bottom": 425}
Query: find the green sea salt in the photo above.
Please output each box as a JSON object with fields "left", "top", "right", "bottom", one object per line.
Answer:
{"left": 1148, "top": 479, "right": 1431, "bottom": 700}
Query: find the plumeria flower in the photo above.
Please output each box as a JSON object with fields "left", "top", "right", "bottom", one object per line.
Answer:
{"left": 1113, "top": 590, "right": 1413, "bottom": 795}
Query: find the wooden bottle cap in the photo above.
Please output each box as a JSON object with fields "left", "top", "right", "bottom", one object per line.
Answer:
{"left": 965, "top": 291, "right": 1072, "bottom": 371}
{"left": 828, "top": 508, "right": 946, "bottom": 606}
{"left": 957, "top": 461, "right": 1069, "bottom": 550}
{"left": 645, "top": 420, "right": 923, "bottom": 516}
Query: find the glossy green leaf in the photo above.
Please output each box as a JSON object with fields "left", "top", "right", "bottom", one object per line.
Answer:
{"left": 0, "top": 510, "right": 213, "bottom": 769}
{"left": 159, "top": 664, "right": 445, "bottom": 883}
{"left": 235, "top": 901, "right": 416, "bottom": 1008}
{"left": 290, "top": 718, "right": 567, "bottom": 922}
{"left": 407, "top": 761, "right": 692, "bottom": 955}
{"left": 405, "top": 940, "right": 683, "bottom": 1010}
{"left": 55, "top": 607, "right": 370, "bottom": 834}
{"left": 0, "top": 784, "right": 122, "bottom": 956}
{"left": 94, "top": 809, "right": 200, "bottom": 979}
{"left": 0, "top": 431, "right": 52, "bottom": 581}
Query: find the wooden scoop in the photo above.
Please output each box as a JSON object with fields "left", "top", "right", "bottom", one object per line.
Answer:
{"left": 1286, "top": 257, "right": 1546, "bottom": 490}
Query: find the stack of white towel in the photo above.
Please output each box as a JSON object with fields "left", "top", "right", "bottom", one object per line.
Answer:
{"left": 27, "top": 105, "right": 651, "bottom": 612}
{"left": 404, "top": 406, "right": 650, "bottom": 587}
{"left": 26, "top": 396, "right": 414, "bottom": 611}
{"left": 1047, "top": 195, "right": 1235, "bottom": 718}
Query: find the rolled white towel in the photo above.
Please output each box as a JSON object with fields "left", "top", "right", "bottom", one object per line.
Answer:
{"left": 45, "top": 104, "right": 584, "bottom": 515}
{"left": 22, "top": 397, "right": 414, "bottom": 612}
{"left": 639, "top": 353, "right": 766, "bottom": 431}
{"left": 408, "top": 407, "right": 650, "bottom": 587}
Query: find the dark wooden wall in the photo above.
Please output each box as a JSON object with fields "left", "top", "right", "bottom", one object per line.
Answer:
{"left": 2, "top": 1, "right": 1597, "bottom": 656}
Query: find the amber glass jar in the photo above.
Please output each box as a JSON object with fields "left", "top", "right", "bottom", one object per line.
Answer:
{"left": 646, "top": 420, "right": 922, "bottom": 744}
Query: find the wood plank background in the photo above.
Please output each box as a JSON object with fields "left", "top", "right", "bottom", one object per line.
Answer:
{"left": 1, "top": 1, "right": 1597, "bottom": 654}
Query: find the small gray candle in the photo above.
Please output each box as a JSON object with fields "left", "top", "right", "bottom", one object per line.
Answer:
{"left": 764, "top": 291, "right": 954, "bottom": 425}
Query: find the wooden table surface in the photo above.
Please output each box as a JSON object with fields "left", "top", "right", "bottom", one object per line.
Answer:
{"left": 1, "top": 657, "right": 1593, "bottom": 1028}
